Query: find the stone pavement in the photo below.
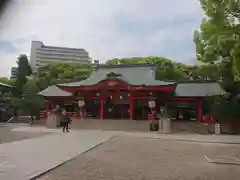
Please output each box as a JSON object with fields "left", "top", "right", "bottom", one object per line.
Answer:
{"left": 2, "top": 126, "right": 239, "bottom": 180}
{"left": 119, "top": 131, "right": 240, "bottom": 144}
{"left": 11, "top": 126, "right": 240, "bottom": 144}
{"left": 0, "top": 130, "right": 113, "bottom": 180}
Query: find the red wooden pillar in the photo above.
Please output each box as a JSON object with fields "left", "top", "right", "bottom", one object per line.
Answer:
{"left": 45, "top": 103, "right": 49, "bottom": 118}
{"left": 164, "top": 103, "right": 168, "bottom": 113}
{"left": 76, "top": 108, "right": 80, "bottom": 119}
{"left": 100, "top": 99, "right": 104, "bottom": 120}
{"left": 50, "top": 101, "right": 54, "bottom": 113}
{"left": 129, "top": 96, "right": 133, "bottom": 120}
{"left": 82, "top": 108, "right": 85, "bottom": 120}
{"left": 196, "top": 100, "right": 202, "bottom": 122}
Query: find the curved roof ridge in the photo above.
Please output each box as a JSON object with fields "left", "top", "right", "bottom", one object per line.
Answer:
{"left": 38, "top": 85, "right": 72, "bottom": 97}
{"left": 97, "top": 63, "right": 155, "bottom": 69}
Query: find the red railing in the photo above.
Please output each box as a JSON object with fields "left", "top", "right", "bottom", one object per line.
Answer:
{"left": 200, "top": 115, "right": 217, "bottom": 124}
{"left": 148, "top": 114, "right": 152, "bottom": 121}
{"left": 66, "top": 112, "right": 77, "bottom": 117}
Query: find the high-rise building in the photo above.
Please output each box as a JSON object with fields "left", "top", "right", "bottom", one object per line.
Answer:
{"left": 29, "top": 41, "right": 90, "bottom": 71}
{"left": 10, "top": 67, "right": 18, "bottom": 80}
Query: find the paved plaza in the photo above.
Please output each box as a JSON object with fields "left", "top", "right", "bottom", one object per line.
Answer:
{"left": 0, "top": 124, "right": 50, "bottom": 144}
{"left": 0, "top": 129, "right": 113, "bottom": 180}
{"left": 0, "top": 125, "right": 240, "bottom": 180}
{"left": 37, "top": 136, "right": 240, "bottom": 180}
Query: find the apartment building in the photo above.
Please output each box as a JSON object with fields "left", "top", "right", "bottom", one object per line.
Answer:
{"left": 10, "top": 67, "right": 18, "bottom": 80}
{"left": 29, "top": 41, "right": 90, "bottom": 71}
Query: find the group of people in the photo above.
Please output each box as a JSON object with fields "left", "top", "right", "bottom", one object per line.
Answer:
{"left": 53, "top": 105, "right": 72, "bottom": 132}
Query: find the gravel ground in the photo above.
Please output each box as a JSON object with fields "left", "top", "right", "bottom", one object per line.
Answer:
{"left": 36, "top": 136, "right": 240, "bottom": 180}
{"left": 0, "top": 124, "right": 50, "bottom": 144}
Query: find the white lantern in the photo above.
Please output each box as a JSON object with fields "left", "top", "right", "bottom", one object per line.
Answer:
{"left": 96, "top": 92, "right": 100, "bottom": 96}
{"left": 148, "top": 100, "right": 156, "bottom": 108}
{"left": 78, "top": 100, "right": 85, "bottom": 108}
{"left": 110, "top": 96, "right": 112, "bottom": 99}
{"left": 120, "top": 96, "right": 123, "bottom": 99}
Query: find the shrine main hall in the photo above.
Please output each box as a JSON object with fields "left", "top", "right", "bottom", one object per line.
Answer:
{"left": 39, "top": 63, "right": 225, "bottom": 123}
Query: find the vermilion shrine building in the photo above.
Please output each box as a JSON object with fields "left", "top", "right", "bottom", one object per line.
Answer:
{"left": 39, "top": 64, "right": 225, "bottom": 123}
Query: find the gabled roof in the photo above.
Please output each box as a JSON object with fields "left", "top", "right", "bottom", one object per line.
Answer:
{"left": 59, "top": 64, "right": 175, "bottom": 87}
{"left": 38, "top": 85, "right": 72, "bottom": 97}
{"left": 174, "top": 82, "right": 226, "bottom": 97}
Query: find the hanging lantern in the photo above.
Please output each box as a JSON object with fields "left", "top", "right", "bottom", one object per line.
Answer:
{"left": 96, "top": 92, "right": 100, "bottom": 96}
{"left": 149, "top": 92, "right": 153, "bottom": 95}
{"left": 148, "top": 100, "right": 156, "bottom": 108}
{"left": 128, "top": 93, "right": 131, "bottom": 96}
{"left": 120, "top": 95, "right": 123, "bottom": 99}
{"left": 78, "top": 100, "right": 85, "bottom": 108}
{"left": 110, "top": 96, "right": 112, "bottom": 99}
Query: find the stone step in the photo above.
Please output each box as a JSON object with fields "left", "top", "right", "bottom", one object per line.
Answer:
{"left": 8, "top": 116, "right": 32, "bottom": 124}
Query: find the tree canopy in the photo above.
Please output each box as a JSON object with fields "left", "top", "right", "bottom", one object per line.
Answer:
{"left": 0, "top": 77, "right": 15, "bottom": 86}
{"left": 33, "top": 63, "right": 93, "bottom": 90}
{"left": 13, "top": 55, "right": 32, "bottom": 97}
{"left": 194, "top": 0, "right": 240, "bottom": 82}
{"left": 106, "top": 57, "right": 221, "bottom": 81}
{"left": 194, "top": 0, "right": 240, "bottom": 125}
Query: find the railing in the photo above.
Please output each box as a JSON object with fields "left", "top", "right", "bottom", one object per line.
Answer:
{"left": 200, "top": 115, "right": 217, "bottom": 124}
{"left": 66, "top": 112, "right": 77, "bottom": 117}
{"left": 39, "top": 111, "right": 87, "bottom": 120}
{"left": 148, "top": 114, "right": 152, "bottom": 121}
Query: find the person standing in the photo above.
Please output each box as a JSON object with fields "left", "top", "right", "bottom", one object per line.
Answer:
{"left": 62, "top": 109, "right": 72, "bottom": 132}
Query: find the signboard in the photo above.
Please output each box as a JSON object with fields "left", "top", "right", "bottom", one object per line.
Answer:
{"left": 108, "top": 81, "right": 117, "bottom": 86}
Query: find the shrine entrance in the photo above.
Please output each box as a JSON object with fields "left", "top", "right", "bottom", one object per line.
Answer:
{"left": 168, "top": 102, "right": 197, "bottom": 121}
{"left": 85, "top": 90, "right": 131, "bottom": 120}
{"left": 104, "top": 98, "right": 129, "bottom": 119}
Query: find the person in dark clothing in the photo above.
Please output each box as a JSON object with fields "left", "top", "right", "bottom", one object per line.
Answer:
{"left": 62, "top": 109, "right": 72, "bottom": 132}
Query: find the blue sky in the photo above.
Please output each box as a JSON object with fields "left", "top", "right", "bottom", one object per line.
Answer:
{"left": 0, "top": 0, "right": 203, "bottom": 77}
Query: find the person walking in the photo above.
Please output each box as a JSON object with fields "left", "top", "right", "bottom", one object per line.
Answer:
{"left": 62, "top": 109, "right": 72, "bottom": 132}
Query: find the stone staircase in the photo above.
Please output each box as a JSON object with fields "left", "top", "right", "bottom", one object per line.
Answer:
{"left": 171, "top": 121, "right": 214, "bottom": 134}
{"left": 71, "top": 119, "right": 150, "bottom": 132}
{"left": 35, "top": 118, "right": 215, "bottom": 134}
{"left": 7, "top": 116, "right": 32, "bottom": 124}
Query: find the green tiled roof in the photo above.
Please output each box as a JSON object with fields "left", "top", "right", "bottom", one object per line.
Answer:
{"left": 38, "top": 85, "right": 72, "bottom": 97}
{"left": 59, "top": 64, "right": 175, "bottom": 87}
{"left": 174, "top": 82, "right": 226, "bottom": 97}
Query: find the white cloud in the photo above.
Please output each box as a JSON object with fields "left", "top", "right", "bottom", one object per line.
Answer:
{"left": 0, "top": 0, "right": 203, "bottom": 77}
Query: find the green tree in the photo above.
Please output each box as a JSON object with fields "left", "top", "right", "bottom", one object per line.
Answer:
{"left": 194, "top": 0, "right": 240, "bottom": 82}
{"left": 20, "top": 78, "right": 45, "bottom": 121}
{"left": 9, "top": 55, "right": 32, "bottom": 117}
{"left": 184, "top": 64, "right": 221, "bottom": 80}
{"left": 0, "top": 77, "right": 15, "bottom": 86}
{"left": 0, "top": 77, "right": 14, "bottom": 100}
{"left": 34, "top": 63, "right": 93, "bottom": 90}
{"left": 14, "top": 55, "right": 32, "bottom": 97}
{"left": 106, "top": 57, "right": 192, "bottom": 81}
